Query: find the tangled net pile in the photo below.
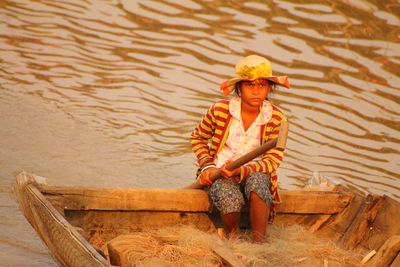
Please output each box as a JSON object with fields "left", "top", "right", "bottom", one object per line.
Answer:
{"left": 102, "top": 224, "right": 362, "bottom": 266}
{"left": 232, "top": 224, "right": 362, "bottom": 266}
{"left": 103, "top": 226, "right": 221, "bottom": 266}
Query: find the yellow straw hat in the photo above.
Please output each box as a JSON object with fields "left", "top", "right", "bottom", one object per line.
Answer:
{"left": 220, "top": 55, "right": 290, "bottom": 95}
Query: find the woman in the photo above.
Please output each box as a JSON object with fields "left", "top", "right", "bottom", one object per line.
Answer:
{"left": 190, "top": 54, "right": 290, "bottom": 243}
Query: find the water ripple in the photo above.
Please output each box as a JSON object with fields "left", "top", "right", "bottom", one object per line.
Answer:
{"left": 1, "top": 0, "right": 399, "bottom": 199}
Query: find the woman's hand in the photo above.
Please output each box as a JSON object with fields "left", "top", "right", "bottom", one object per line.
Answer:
{"left": 219, "top": 161, "right": 240, "bottom": 180}
{"left": 197, "top": 167, "right": 217, "bottom": 186}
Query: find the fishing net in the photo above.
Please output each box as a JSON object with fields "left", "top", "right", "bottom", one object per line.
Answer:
{"left": 232, "top": 224, "right": 361, "bottom": 266}
{"left": 102, "top": 224, "right": 362, "bottom": 266}
{"left": 103, "top": 226, "right": 221, "bottom": 266}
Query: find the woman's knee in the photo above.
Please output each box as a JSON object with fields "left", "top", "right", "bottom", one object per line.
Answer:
{"left": 245, "top": 172, "right": 272, "bottom": 206}
{"left": 208, "top": 179, "right": 244, "bottom": 214}
{"left": 250, "top": 191, "right": 263, "bottom": 201}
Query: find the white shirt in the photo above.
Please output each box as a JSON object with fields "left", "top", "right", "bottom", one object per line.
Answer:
{"left": 214, "top": 96, "right": 273, "bottom": 168}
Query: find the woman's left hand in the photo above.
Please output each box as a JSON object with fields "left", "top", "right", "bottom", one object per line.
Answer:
{"left": 219, "top": 161, "right": 240, "bottom": 180}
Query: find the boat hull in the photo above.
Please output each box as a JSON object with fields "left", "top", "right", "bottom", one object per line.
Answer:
{"left": 15, "top": 172, "right": 400, "bottom": 266}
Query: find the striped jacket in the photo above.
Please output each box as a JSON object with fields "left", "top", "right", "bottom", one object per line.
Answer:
{"left": 190, "top": 99, "right": 287, "bottom": 218}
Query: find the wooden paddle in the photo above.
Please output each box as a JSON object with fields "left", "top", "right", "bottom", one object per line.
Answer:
{"left": 185, "top": 121, "right": 288, "bottom": 189}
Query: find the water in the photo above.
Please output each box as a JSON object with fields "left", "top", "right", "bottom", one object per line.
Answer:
{"left": 0, "top": 0, "right": 399, "bottom": 265}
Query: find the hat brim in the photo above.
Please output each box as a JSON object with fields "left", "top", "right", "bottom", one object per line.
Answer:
{"left": 220, "top": 76, "right": 290, "bottom": 96}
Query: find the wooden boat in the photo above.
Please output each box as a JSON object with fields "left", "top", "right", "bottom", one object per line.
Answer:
{"left": 15, "top": 171, "right": 400, "bottom": 267}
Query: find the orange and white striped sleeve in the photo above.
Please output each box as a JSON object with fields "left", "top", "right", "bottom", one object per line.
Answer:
{"left": 190, "top": 105, "right": 216, "bottom": 168}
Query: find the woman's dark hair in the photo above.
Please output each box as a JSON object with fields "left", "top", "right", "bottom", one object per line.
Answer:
{"left": 234, "top": 80, "right": 278, "bottom": 100}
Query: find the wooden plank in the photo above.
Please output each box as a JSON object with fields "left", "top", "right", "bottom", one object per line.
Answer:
{"left": 308, "top": 214, "right": 332, "bottom": 233}
{"left": 364, "top": 236, "right": 400, "bottom": 267}
{"left": 211, "top": 243, "right": 246, "bottom": 267}
{"left": 15, "top": 172, "right": 110, "bottom": 267}
{"left": 277, "top": 190, "right": 354, "bottom": 214}
{"left": 341, "top": 194, "right": 384, "bottom": 250}
{"left": 316, "top": 186, "right": 365, "bottom": 242}
{"left": 107, "top": 240, "right": 126, "bottom": 267}
{"left": 358, "top": 250, "right": 376, "bottom": 266}
{"left": 390, "top": 253, "right": 400, "bottom": 267}
{"left": 42, "top": 187, "right": 212, "bottom": 212}
{"left": 362, "top": 196, "right": 400, "bottom": 250}
{"left": 339, "top": 194, "right": 400, "bottom": 252}
{"left": 275, "top": 214, "right": 327, "bottom": 228}
{"left": 41, "top": 186, "right": 354, "bottom": 215}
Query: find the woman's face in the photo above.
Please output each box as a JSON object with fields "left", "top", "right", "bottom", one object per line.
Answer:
{"left": 239, "top": 78, "right": 272, "bottom": 108}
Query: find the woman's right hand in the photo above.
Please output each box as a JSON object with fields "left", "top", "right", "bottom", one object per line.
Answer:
{"left": 197, "top": 167, "right": 217, "bottom": 186}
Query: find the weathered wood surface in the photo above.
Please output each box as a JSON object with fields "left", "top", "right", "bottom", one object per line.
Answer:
{"left": 41, "top": 186, "right": 354, "bottom": 215}
{"left": 340, "top": 194, "right": 400, "bottom": 252}
{"left": 390, "top": 253, "right": 400, "bottom": 267}
{"left": 364, "top": 235, "right": 400, "bottom": 267}
{"left": 211, "top": 243, "right": 246, "bottom": 267}
{"left": 277, "top": 190, "right": 353, "bottom": 214}
{"left": 275, "top": 214, "right": 332, "bottom": 231}
{"left": 15, "top": 172, "right": 111, "bottom": 267}
{"left": 315, "top": 185, "right": 365, "bottom": 242}
{"left": 259, "top": 186, "right": 400, "bottom": 265}
{"left": 15, "top": 171, "right": 400, "bottom": 267}
{"left": 341, "top": 194, "right": 385, "bottom": 250}
{"left": 363, "top": 196, "right": 400, "bottom": 250}
{"left": 41, "top": 186, "right": 212, "bottom": 212}
{"left": 107, "top": 237, "right": 131, "bottom": 267}
{"left": 307, "top": 214, "right": 332, "bottom": 233}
